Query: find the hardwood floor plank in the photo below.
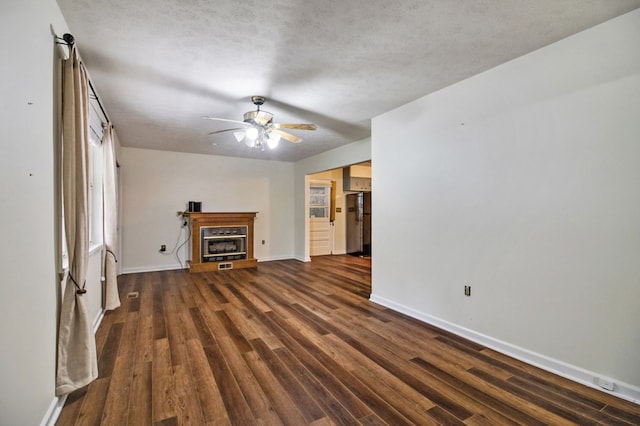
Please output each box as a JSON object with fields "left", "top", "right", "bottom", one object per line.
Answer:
{"left": 215, "top": 335, "right": 282, "bottom": 425}
{"left": 238, "top": 304, "right": 284, "bottom": 350}
{"left": 482, "top": 347, "right": 622, "bottom": 414}
{"left": 427, "top": 405, "right": 468, "bottom": 425}
{"left": 184, "top": 339, "right": 230, "bottom": 425}
{"left": 202, "top": 340, "right": 258, "bottom": 425}
{"left": 273, "top": 346, "right": 362, "bottom": 425}
{"left": 469, "top": 367, "right": 601, "bottom": 425}
{"left": 72, "top": 377, "right": 110, "bottom": 426}
{"left": 171, "top": 364, "right": 206, "bottom": 425}
{"left": 227, "top": 284, "right": 375, "bottom": 421}
{"left": 55, "top": 387, "right": 86, "bottom": 425}
{"left": 118, "top": 311, "right": 140, "bottom": 358}
{"left": 93, "top": 314, "right": 113, "bottom": 361}
{"left": 100, "top": 353, "right": 133, "bottom": 425}
{"left": 163, "top": 273, "right": 188, "bottom": 367}
{"left": 106, "top": 274, "right": 134, "bottom": 323}
{"left": 505, "top": 374, "right": 636, "bottom": 425}
{"left": 152, "top": 338, "right": 177, "bottom": 423}
{"left": 188, "top": 306, "right": 216, "bottom": 347}
{"left": 188, "top": 272, "right": 225, "bottom": 311}
{"left": 152, "top": 275, "right": 167, "bottom": 340}
{"left": 100, "top": 312, "right": 138, "bottom": 425}
{"left": 220, "top": 304, "right": 263, "bottom": 342}
{"left": 250, "top": 337, "right": 326, "bottom": 422}
{"left": 137, "top": 273, "right": 154, "bottom": 320}
{"left": 154, "top": 416, "right": 178, "bottom": 426}
{"left": 57, "top": 255, "right": 638, "bottom": 426}
{"left": 128, "top": 292, "right": 142, "bottom": 313}
{"left": 463, "top": 413, "right": 499, "bottom": 426}
{"left": 262, "top": 312, "right": 415, "bottom": 426}
{"left": 313, "top": 332, "right": 440, "bottom": 425}
{"left": 97, "top": 322, "right": 123, "bottom": 378}
{"left": 325, "top": 311, "right": 477, "bottom": 421}
{"left": 127, "top": 360, "right": 152, "bottom": 426}
{"left": 215, "top": 309, "right": 254, "bottom": 353}
{"left": 178, "top": 273, "right": 200, "bottom": 309}
{"left": 411, "top": 356, "right": 569, "bottom": 425}
{"left": 602, "top": 404, "right": 640, "bottom": 425}
{"left": 350, "top": 365, "right": 440, "bottom": 426}
{"left": 242, "top": 350, "right": 308, "bottom": 425}
{"left": 207, "top": 282, "right": 230, "bottom": 304}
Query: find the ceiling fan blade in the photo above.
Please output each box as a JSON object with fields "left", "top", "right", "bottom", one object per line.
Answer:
{"left": 271, "top": 128, "right": 302, "bottom": 143}
{"left": 274, "top": 123, "right": 317, "bottom": 131}
{"left": 202, "top": 116, "right": 250, "bottom": 127}
{"left": 208, "top": 127, "right": 248, "bottom": 135}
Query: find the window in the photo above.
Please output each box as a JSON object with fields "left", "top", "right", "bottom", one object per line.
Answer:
{"left": 309, "top": 183, "right": 331, "bottom": 218}
{"left": 60, "top": 102, "right": 105, "bottom": 267}
{"left": 88, "top": 105, "right": 104, "bottom": 247}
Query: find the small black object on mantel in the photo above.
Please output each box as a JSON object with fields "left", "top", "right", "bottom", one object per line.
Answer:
{"left": 188, "top": 201, "right": 202, "bottom": 212}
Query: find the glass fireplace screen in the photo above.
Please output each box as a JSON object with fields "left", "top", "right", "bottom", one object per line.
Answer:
{"left": 201, "top": 226, "right": 247, "bottom": 262}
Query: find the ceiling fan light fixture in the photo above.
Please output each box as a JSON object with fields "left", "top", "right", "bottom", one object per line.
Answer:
{"left": 245, "top": 127, "right": 259, "bottom": 141}
{"left": 267, "top": 132, "right": 280, "bottom": 149}
{"left": 233, "top": 131, "right": 245, "bottom": 143}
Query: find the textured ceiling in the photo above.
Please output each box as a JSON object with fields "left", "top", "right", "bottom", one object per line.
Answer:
{"left": 56, "top": 0, "right": 640, "bottom": 161}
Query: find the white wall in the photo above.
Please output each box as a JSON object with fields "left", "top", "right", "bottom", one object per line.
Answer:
{"left": 372, "top": 10, "right": 640, "bottom": 402}
{"left": 294, "top": 138, "right": 371, "bottom": 260}
{"left": 120, "top": 148, "right": 295, "bottom": 272}
{"left": 0, "top": 0, "right": 71, "bottom": 424}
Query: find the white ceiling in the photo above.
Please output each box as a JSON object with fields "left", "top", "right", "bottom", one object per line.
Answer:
{"left": 56, "top": 0, "right": 640, "bottom": 162}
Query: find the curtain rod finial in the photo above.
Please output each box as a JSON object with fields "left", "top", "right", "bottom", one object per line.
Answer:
{"left": 63, "top": 33, "right": 75, "bottom": 46}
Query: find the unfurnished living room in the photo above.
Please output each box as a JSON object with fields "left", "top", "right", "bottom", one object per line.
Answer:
{"left": 2, "top": 1, "right": 640, "bottom": 425}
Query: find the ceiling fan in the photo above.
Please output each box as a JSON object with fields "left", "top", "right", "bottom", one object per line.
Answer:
{"left": 203, "top": 96, "right": 317, "bottom": 150}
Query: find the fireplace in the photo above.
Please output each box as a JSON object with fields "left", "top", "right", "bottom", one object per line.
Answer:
{"left": 186, "top": 212, "right": 257, "bottom": 272}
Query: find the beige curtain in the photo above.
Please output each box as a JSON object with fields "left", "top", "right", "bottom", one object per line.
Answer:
{"left": 56, "top": 46, "right": 98, "bottom": 396}
{"left": 102, "top": 124, "right": 120, "bottom": 310}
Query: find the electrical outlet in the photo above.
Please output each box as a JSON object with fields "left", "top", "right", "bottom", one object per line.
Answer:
{"left": 160, "top": 244, "right": 166, "bottom": 252}
{"left": 261, "top": 240, "right": 265, "bottom": 245}
{"left": 464, "top": 285, "right": 471, "bottom": 296}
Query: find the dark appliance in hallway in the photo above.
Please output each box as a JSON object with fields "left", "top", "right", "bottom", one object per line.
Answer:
{"left": 346, "top": 192, "right": 371, "bottom": 257}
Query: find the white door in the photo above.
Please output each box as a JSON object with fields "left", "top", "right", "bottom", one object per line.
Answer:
{"left": 309, "top": 180, "right": 332, "bottom": 256}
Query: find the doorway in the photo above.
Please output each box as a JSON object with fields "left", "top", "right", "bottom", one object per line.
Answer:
{"left": 307, "top": 161, "right": 371, "bottom": 259}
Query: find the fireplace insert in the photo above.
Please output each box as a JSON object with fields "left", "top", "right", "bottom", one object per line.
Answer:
{"left": 200, "top": 226, "right": 247, "bottom": 262}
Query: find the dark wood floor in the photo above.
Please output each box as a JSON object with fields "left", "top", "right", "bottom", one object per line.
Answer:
{"left": 57, "top": 255, "right": 640, "bottom": 425}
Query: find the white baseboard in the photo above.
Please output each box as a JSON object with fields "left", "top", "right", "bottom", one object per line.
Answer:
{"left": 369, "top": 293, "right": 640, "bottom": 405}
{"left": 40, "top": 394, "right": 67, "bottom": 426}
{"left": 121, "top": 264, "right": 187, "bottom": 274}
{"left": 257, "top": 255, "right": 295, "bottom": 262}
{"left": 92, "top": 309, "right": 105, "bottom": 335}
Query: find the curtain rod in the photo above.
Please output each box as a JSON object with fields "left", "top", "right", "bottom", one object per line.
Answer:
{"left": 55, "top": 33, "right": 112, "bottom": 127}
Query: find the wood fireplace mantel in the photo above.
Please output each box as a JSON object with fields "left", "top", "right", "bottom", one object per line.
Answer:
{"left": 186, "top": 212, "right": 257, "bottom": 273}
